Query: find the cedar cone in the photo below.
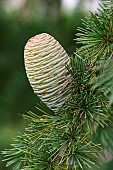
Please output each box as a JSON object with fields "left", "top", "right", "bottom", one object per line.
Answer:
{"left": 24, "top": 33, "right": 70, "bottom": 111}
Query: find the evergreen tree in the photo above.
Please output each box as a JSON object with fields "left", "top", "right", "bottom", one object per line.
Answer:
{"left": 2, "top": 1, "right": 113, "bottom": 169}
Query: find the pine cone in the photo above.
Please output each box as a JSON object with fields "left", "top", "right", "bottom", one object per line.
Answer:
{"left": 24, "top": 33, "right": 70, "bottom": 112}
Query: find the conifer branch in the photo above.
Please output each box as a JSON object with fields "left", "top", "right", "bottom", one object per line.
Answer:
{"left": 76, "top": 0, "right": 113, "bottom": 62}
{"left": 2, "top": 1, "right": 113, "bottom": 170}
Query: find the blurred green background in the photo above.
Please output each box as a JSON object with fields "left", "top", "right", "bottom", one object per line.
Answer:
{"left": 0, "top": 0, "right": 112, "bottom": 169}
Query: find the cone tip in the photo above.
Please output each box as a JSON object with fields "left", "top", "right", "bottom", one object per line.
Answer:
{"left": 28, "top": 33, "right": 50, "bottom": 42}
{"left": 24, "top": 33, "right": 52, "bottom": 49}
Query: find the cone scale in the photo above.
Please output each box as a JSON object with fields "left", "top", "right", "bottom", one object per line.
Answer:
{"left": 24, "top": 33, "right": 70, "bottom": 111}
